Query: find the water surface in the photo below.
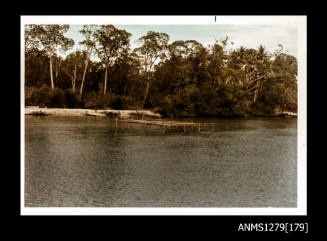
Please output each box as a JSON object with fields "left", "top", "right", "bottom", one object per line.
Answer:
{"left": 25, "top": 116, "right": 297, "bottom": 207}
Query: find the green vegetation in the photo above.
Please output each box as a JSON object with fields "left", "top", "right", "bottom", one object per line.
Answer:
{"left": 25, "top": 25, "right": 297, "bottom": 118}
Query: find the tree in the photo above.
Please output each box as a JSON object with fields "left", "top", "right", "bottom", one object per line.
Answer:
{"left": 95, "top": 25, "right": 131, "bottom": 96}
{"left": 24, "top": 25, "right": 34, "bottom": 51}
{"left": 79, "top": 25, "right": 98, "bottom": 100}
{"left": 167, "top": 40, "right": 202, "bottom": 94}
{"left": 25, "top": 48, "right": 50, "bottom": 87}
{"left": 53, "top": 54, "right": 63, "bottom": 85}
{"left": 228, "top": 45, "right": 271, "bottom": 104}
{"left": 25, "top": 25, "right": 74, "bottom": 89}
{"left": 267, "top": 45, "right": 297, "bottom": 112}
{"left": 207, "top": 40, "right": 228, "bottom": 86}
{"left": 250, "top": 45, "right": 271, "bottom": 104}
{"left": 63, "top": 51, "right": 87, "bottom": 93}
{"left": 134, "top": 31, "right": 169, "bottom": 108}
{"left": 168, "top": 40, "right": 202, "bottom": 58}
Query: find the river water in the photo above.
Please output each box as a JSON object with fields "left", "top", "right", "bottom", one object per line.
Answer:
{"left": 25, "top": 116, "right": 297, "bottom": 207}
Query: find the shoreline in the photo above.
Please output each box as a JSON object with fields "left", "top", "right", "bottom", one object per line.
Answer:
{"left": 25, "top": 106, "right": 297, "bottom": 119}
{"left": 25, "top": 106, "right": 161, "bottom": 118}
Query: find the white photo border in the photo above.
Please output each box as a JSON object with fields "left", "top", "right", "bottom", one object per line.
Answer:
{"left": 20, "top": 15, "right": 307, "bottom": 216}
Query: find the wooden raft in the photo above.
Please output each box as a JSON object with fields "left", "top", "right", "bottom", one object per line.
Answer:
{"left": 119, "top": 119, "right": 214, "bottom": 127}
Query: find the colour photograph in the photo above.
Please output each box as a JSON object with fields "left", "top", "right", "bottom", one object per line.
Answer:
{"left": 21, "top": 16, "right": 307, "bottom": 215}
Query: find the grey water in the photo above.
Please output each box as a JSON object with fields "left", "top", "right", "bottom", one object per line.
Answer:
{"left": 25, "top": 116, "right": 297, "bottom": 207}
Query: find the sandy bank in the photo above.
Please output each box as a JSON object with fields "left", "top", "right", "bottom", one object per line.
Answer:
{"left": 25, "top": 106, "right": 161, "bottom": 118}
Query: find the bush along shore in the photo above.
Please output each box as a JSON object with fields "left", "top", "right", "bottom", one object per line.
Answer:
{"left": 25, "top": 25, "right": 297, "bottom": 119}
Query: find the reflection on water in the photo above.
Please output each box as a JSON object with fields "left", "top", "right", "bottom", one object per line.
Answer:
{"left": 25, "top": 116, "right": 297, "bottom": 207}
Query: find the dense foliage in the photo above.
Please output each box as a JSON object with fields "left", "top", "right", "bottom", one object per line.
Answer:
{"left": 25, "top": 25, "right": 297, "bottom": 117}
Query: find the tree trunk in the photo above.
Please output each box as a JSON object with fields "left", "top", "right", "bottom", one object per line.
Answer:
{"left": 55, "top": 59, "right": 58, "bottom": 80}
{"left": 253, "top": 89, "right": 258, "bottom": 103}
{"left": 72, "top": 64, "right": 76, "bottom": 93}
{"left": 253, "top": 79, "right": 261, "bottom": 103}
{"left": 103, "top": 64, "right": 108, "bottom": 95}
{"left": 55, "top": 58, "right": 61, "bottom": 86}
{"left": 141, "top": 74, "right": 150, "bottom": 109}
{"left": 49, "top": 55, "right": 54, "bottom": 89}
{"left": 79, "top": 57, "right": 89, "bottom": 101}
{"left": 123, "top": 84, "right": 128, "bottom": 97}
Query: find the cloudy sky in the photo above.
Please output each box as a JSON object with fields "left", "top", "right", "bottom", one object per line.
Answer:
{"left": 65, "top": 24, "right": 297, "bottom": 58}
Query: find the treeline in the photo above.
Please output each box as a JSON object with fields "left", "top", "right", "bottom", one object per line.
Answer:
{"left": 25, "top": 24, "right": 297, "bottom": 117}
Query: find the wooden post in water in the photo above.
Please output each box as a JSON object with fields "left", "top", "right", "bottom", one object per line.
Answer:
{"left": 198, "top": 123, "right": 201, "bottom": 132}
{"left": 115, "top": 116, "right": 118, "bottom": 136}
{"left": 184, "top": 123, "right": 186, "bottom": 133}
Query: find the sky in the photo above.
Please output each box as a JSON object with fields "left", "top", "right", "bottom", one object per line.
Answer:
{"left": 64, "top": 24, "right": 297, "bottom": 58}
